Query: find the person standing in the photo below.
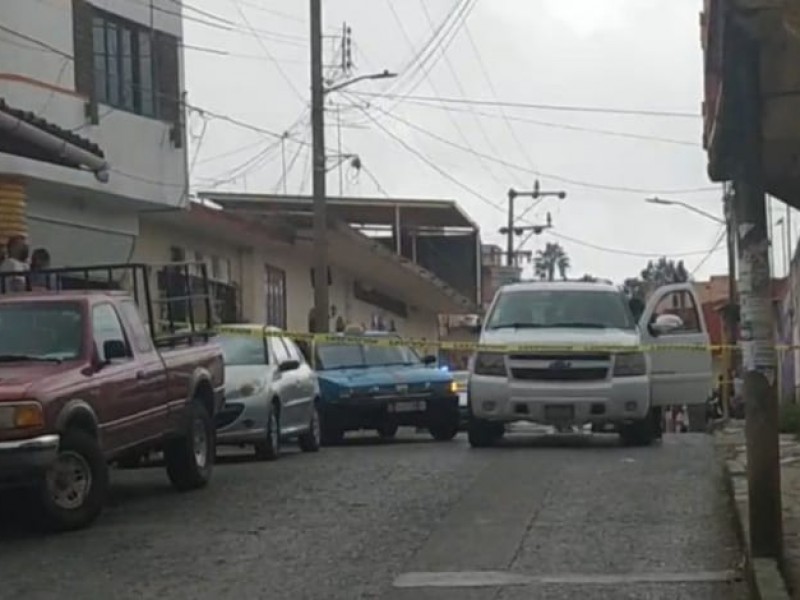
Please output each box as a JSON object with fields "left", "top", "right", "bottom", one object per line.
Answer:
{"left": 0, "top": 235, "right": 30, "bottom": 292}
{"left": 29, "top": 248, "right": 51, "bottom": 290}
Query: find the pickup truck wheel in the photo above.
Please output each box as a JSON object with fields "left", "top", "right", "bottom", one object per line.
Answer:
{"left": 165, "top": 402, "right": 214, "bottom": 491}
{"left": 254, "top": 407, "right": 280, "bottom": 461}
{"left": 468, "top": 418, "right": 504, "bottom": 448}
{"left": 38, "top": 430, "right": 109, "bottom": 532}
{"left": 298, "top": 406, "right": 321, "bottom": 452}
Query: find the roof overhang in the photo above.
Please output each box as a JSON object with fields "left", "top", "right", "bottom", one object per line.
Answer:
{"left": 703, "top": 0, "right": 800, "bottom": 207}
{"left": 197, "top": 192, "right": 479, "bottom": 231}
{"left": 0, "top": 99, "right": 108, "bottom": 181}
{"left": 200, "top": 197, "right": 477, "bottom": 313}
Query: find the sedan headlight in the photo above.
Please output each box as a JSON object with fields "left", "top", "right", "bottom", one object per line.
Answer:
{"left": 473, "top": 352, "right": 506, "bottom": 377}
{"left": 613, "top": 352, "right": 647, "bottom": 377}
{"left": 0, "top": 401, "right": 45, "bottom": 430}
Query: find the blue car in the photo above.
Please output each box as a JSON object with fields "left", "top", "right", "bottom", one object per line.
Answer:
{"left": 313, "top": 331, "right": 460, "bottom": 444}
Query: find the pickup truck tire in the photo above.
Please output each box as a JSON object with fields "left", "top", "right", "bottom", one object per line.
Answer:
{"left": 298, "top": 406, "right": 321, "bottom": 452}
{"left": 468, "top": 418, "right": 504, "bottom": 448}
{"left": 165, "top": 402, "right": 214, "bottom": 491}
{"left": 38, "top": 429, "right": 109, "bottom": 532}
{"left": 429, "top": 417, "right": 459, "bottom": 442}
{"left": 254, "top": 406, "right": 280, "bottom": 461}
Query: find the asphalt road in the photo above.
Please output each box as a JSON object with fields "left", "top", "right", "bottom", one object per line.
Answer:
{"left": 0, "top": 431, "right": 748, "bottom": 600}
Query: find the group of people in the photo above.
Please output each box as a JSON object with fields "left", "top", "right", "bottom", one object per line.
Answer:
{"left": 0, "top": 235, "right": 51, "bottom": 292}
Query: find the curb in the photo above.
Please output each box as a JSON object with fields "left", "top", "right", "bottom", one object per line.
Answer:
{"left": 721, "top": 458, "right": 791, "bottom": 600}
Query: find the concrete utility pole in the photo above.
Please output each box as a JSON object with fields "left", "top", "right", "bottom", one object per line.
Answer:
{"left": 504, "top": 181, "right": 566, "bottom": 266}
{"left": 723, "top": 183, "right": 738, "bottom": 416}
{"left": 731, "top": 27, "right": 782, "bottom": 559}
{"left": 310, "top": 0, "right": 329, "bottom": 334}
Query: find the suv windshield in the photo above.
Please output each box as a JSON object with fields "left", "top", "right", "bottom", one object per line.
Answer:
{"left": 217, "top": 334, "right": 267, "bottom": 366}
{"left": 0, "top": 302, "right": 84, "bottom": 361}
{"left": 486, "top": 289, "right": 636, "bottom": 331}
{"left": 316, "top": 339, "right": 420, "bottom": 370}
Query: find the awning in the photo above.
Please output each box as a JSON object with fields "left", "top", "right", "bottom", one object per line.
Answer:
{"left": 0, "top": 98, "right": 108, "bottom": 180}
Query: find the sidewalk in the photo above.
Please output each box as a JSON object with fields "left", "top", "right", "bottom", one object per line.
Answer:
{"left": 715, "top": 423, "right": 800, "bottom": 599}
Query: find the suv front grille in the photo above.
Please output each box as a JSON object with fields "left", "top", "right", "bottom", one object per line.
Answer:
{"left": 511, "top": 367, "right": 609, "bottom": 381}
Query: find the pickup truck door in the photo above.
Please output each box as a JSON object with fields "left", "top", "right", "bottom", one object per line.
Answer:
{"left": 90, "top": 302, "right": 153, "bottom": 453}
{"left": 117, "top": 300, "right": 170, "bottom": 438}
{"left": 639, "top": 283, "right": 713, "bottom": 407}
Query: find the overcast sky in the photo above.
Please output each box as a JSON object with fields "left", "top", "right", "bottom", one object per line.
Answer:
{"left": 183, "top": 0, "right": 798, "bottom": 283}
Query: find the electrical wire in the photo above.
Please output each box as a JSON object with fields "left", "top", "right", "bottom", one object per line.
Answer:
{"left": 349, "top": 96, "right": 717, "bottom": 195}
{"left": 549, "top": 230, "right": 726, "bottom": 259}
{"left": 691, "top": 226, "right": 728, "bottom": 275}
{"left": 348, "top": 90, "right": 702, "bottom": 119}
{"left": 228, "top": 0, "right": 307, "bottom": 101}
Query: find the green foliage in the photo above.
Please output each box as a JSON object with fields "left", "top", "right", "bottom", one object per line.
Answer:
{"left": 780, "top": 402, "right": 800, "bottom": 436}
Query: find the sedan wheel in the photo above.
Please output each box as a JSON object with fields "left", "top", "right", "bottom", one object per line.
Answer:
{"left": 255, "top": 408, "right": 280, "bottom": 461}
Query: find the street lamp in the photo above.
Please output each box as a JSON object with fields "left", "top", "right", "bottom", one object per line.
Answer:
{"left": 645, "top": 196, "right": 725, "bottom": 225}
{"left": 324, "top": 70, "right": 397, "bottom": 95}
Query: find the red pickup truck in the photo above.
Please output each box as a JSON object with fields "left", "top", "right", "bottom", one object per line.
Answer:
{"left": 0, "top": 264, "right": 224, "bottom": 531}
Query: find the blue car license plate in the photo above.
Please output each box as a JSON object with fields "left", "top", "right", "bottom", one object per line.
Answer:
{"left": 390, "top": 401, "right": 425, "bottom": 413}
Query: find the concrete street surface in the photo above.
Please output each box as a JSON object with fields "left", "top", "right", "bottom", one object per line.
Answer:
{"left": 0, "top": 431, "right": 747, "bottom": 599}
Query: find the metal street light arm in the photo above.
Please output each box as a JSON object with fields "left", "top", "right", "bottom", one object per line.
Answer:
{"left": 645, "top": 197, "right": 725, "bottom": 225}
{"left": 324, "top": 70, "right": 397, "bottom": 94}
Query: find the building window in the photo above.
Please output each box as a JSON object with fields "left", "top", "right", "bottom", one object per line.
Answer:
{"left": 91, "top": 12, "right": 156, "bottom": 117}
{"left": 75, "top": 2, "right": 179, "bottom": 122}
{"left": 265, "top": 264, "right": 286, "bottom": 329}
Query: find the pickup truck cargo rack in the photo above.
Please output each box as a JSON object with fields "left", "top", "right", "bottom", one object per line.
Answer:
{"left": 0, "top": 262, "right": 215, "bottom": 347}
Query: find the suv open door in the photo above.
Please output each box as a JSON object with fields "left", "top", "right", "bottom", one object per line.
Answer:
{"left": 639, "top": 282, "right": 712, "bottom": 407}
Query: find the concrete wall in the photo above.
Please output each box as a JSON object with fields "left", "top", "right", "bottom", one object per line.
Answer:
{"left": 132, "top": 216, "right": 440, "bottom": 341}
{"left": 0, "top": 0, "right": 187, "bottom": 208}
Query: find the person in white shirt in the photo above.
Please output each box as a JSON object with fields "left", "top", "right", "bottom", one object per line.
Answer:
{"left": 0, "top": 235, "right": 30, "bottom": 292}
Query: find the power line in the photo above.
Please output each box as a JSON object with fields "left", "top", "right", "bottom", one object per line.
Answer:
{"left": 400, "top": 95, "right": 699, "bottom": 147}
{"left": 549, "top": 230, "right": 725, "bottom": 259}
{"left": 351, "top": 97, "right": 717, "bottom": 195}
{"left": 691, "top": 226, "right": 727, "bottom": 275}
{"left": 348, "top": 90, "right": 702, "bottom": 119}
{"left": 228, "top": 0, "right": 307, "bottom": 101}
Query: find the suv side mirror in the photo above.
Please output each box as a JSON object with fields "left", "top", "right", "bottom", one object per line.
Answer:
{"left": 102, "top": 339, "right": 128, "bottom": 362}
{"left": 649, "top": 313, "right": 684, "bottom": 336}
{"left": 422, "top": 354, "right": 437, "bottom": 366}
{"left": 278, "top": 359, "right": 300, "bottom": 373}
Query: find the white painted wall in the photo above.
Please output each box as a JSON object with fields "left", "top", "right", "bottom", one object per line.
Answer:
{"left": 133, "top": 216, "right": 441, "bottom": 341}
{"left": 0, "top": 0, "right": 187, "bottom": 208}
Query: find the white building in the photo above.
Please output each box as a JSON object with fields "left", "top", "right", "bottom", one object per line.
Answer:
{"left": 0, "top": 0, "right": 187, "bottom": 263}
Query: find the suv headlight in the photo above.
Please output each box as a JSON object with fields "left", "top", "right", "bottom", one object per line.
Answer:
{"left": 473, "top": 352, "right": 506, "bottom": 377}
{"left": 613, "top": 352, "right": 647, "bottom": 377}
{"left": 0, "top": 401, "right": 45, "bottom": 430}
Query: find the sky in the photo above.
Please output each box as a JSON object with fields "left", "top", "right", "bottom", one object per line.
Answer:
{"left": 182, "top": 0, "right": 800, "bottom": 283}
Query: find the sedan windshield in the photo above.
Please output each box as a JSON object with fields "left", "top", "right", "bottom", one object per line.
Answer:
{"left": 486, "top": 289, "right": 636, "bottom": 331}
{"left": 316, "top": 340, "right": 420, "bottom": 370}
{"left": 217, "top": 335, "right": 267, "bottom": 366}
{"left": 0, "top": 302, "right": 84, "bottom": 361}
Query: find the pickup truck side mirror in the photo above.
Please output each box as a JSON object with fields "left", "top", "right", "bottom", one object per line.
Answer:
{"left": 422, "top": 354, "right": 437, "bottom": 366}
{"left": 102, "top": 339, "right": 129, "bottom": 362}
{"left": 278, "top": 359, "right": 300, "bottom": 373}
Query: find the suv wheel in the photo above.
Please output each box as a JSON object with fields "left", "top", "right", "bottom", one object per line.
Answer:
{"left": 377, "top": 420, "right": 399, "bottom": 440}
{"left": 619, "top": 411, "right": 656, "bottom": 447}
{"left": 165, "top": 402, "right": 214, "bottom": 490}
{"left": 39, "top": 429, "right": 109, "bottom": 532}
{"left": 468, "top": 417, "right": 504, "bottom": 448}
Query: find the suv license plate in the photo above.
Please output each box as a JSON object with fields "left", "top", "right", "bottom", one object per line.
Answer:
{"left": 390, "top": 401, "right": 424, "bottom": 413}
{"left": 545, "top": 405, "right": 574, "bottom": 421}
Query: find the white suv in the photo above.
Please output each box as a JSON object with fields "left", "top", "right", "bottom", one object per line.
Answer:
{"left": 468, "top": 280, "right": 711, "bottom": 447}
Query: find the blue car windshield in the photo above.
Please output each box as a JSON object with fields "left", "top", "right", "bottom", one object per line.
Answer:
{"left": 316, "top": 340, "right": 420, "bottom": 370}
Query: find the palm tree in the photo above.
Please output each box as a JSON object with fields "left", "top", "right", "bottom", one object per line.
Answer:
{"left": 534, "top": 243, "right": 570, "bottom": 281}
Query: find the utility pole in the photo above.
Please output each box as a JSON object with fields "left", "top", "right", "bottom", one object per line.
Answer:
{"left": 504, "top": 180, "right": 566, "bottom": 266}
{"left": 722, "top": 183, "right": 738, "bottom": 417}
{"left": 731, "top": 25, "right": 782, "bottom": 559}
{"left": 310, "top": 0, "right": 329, "bottom": 334}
